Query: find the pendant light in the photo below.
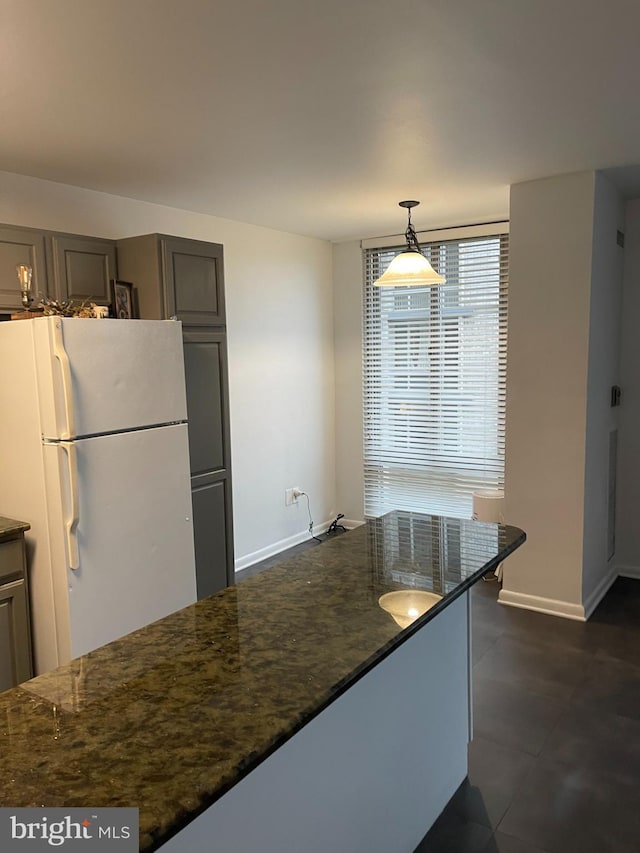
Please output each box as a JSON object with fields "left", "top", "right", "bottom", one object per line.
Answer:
{"left": 374, "top": 200, "right": 446, "bottom": 287}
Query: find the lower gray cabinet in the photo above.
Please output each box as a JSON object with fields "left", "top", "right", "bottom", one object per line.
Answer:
{"left": 191, "top": 477, "right": 230, "bottom": 599}
{"left": 0, "top": 524, "right": 33, "bottom": 692}
{"left": 0, "top": 580, "right": 32, "bottom": 692}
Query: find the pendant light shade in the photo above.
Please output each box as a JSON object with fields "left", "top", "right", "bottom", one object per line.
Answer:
{"left": 374, "top": 200, "right": 445, "bottom": 287}
{"left": 375, "top": 250, "right": 445, "bottom": 287}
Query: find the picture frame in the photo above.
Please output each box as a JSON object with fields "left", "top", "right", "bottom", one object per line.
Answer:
{"left": 110, "top": 280, "right": 135, "bottom": 320}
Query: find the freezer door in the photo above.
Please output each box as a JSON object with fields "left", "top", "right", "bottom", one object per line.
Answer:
{"left": 43, "top": 423, "right": 197, "bottom": 663}
{"left": 34, "top": 317, "right": 188, "bottom": 439}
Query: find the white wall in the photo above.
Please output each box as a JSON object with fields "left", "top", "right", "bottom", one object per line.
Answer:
{"left": 332, "top": 240, "right": 365, "bottom": 523}
{"left": 616, "top": 198, "right": 640, "bottom": 576}
{"left": 501, "top": 172, "right": 596, "bottom": 616}
{"left": 502, "top": 170, "right": 627, "bottom": 619}
{"left": 582, "top": 173, "right": 624, "bottom": 606}
{"left": 0, "top": 170, "right": 336, "bottom": 568}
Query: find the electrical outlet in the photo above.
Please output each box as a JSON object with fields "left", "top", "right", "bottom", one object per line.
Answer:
{"left": 285, "top": 487, "right": 302, "bottom": 506}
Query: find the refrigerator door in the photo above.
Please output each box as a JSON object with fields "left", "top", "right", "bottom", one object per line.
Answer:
{"left": 33, "top": 317, "right": 188, "bottom": 440}
{"left": 42, "top": 423, "right": 197, "bottom": 664}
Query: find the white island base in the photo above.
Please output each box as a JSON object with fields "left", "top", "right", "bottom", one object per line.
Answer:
{"left": 162, "top": 592, "right": 471, "bottom": 853}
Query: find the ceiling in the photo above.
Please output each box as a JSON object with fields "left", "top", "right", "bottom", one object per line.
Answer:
{"left": 2, "top": 0, "right": 640, "bottom": 242}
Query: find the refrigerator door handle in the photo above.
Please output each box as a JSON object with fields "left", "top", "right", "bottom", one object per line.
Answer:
{"left": 60, "top": 441, "right": 80, "bottom": 570}
{"left": 52, "top": 319, "right": 76, "bottom": 440}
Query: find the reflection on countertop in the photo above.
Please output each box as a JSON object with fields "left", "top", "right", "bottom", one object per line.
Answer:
{"left": 0, "top": 511, "right": 525, "bottom": 851}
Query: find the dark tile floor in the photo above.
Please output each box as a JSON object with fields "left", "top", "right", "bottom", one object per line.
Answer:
{"left": 416, "top": 575, "right": 640, "bottom": 853}
{"left": 237, "top": 548, "right": 640, "bottom": 853}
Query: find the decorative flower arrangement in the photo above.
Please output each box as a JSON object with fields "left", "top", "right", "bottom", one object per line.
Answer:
{"left": 37, "top": 295, "right": 98, "bottom": 318}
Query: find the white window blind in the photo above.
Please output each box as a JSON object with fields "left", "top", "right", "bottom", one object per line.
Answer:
{"left": 363, "top": 230, "right": 509, "bottom": 519}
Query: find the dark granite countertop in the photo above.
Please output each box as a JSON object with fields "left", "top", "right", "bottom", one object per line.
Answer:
{"left": 0, "top": 516, "right": 30, "bottom": 540}
{"left": 0, "top": 511, "right": 524, "bottom": 851}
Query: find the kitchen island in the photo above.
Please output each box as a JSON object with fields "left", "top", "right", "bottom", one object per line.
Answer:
{"left": 0, "top": 511, "right": 524, "bottom": 852}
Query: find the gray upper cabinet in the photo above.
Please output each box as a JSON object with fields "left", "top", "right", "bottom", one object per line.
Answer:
{"left": 0, "top": 224, "right": 119, "bottom": 315}
{"left": 0, "top": 225, "right": 48, "bottom": 312}
{"left": 49, "top": 234, "right": 117, "bottom": 306}
{"left": 162, "top": 238, "right": 225, "bottom": 326}
{"left": 117, "top": 234, "right": 225, "bottom": 326}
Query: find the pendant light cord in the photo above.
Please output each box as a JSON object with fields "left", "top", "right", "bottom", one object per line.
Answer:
{"left": 404, "top": 206, "right": 423, "bottom": 254}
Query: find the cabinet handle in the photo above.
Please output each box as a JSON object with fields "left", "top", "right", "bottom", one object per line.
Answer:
{"left": 60, "top": 441, "right": 80, "bottom": 570}
{"left": 52, "top": 320, "right": 75, "bottom": 439}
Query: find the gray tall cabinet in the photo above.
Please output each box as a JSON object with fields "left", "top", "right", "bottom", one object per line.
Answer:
{"left": 117, "top": 235, "right": 234, "bottom": 599}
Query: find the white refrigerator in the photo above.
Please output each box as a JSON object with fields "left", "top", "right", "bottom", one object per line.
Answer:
{"left": 0, "top": 316, "right": 197, "bottom": 676}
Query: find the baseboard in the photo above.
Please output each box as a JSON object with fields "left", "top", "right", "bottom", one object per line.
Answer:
{"left": 235, "top": 518, "right": 364, "bottom": 573}
{"left": 498, "top": 589, "right": 587, "bottom": 621}
{"left": 498, "top": 563, "right": 622, "bottom": 622}
{"left": 616, "top": 564, "right": 640, "bottom": 579}
{"left": 235, "top": 525, "right": 330, "bottom": 573}
{"left": 340, "top": 518, "right": 365, "bottom": 530}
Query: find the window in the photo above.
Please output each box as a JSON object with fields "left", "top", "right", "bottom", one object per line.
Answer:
{"left": 363, "top": 228, "right": 509, "bottom": 519}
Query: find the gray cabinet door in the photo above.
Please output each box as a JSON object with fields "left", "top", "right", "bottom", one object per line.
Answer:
{"left": 0, "top": 225, "right": 47, "bottom": 312}
{"left": 161, "top": 238, "right": 225, "bottom": 326}
{"left": 0, "top": 579, "right": 32, "bottom": 691}
{"left": 191, "top": 475, "right": 230, "bottom": 599}
{"left": 183, "top": 330, "right": 230, "bottom": 476}
{"left": 50, "top": 235, "right": 117, "bottom": 305}
{"left": 183, "top": 329, "right": 234, "bottom": 595}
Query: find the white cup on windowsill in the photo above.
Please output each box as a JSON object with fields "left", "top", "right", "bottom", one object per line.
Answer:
{"left": 93, "top": 306, "right": 109, "bottom": 319}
